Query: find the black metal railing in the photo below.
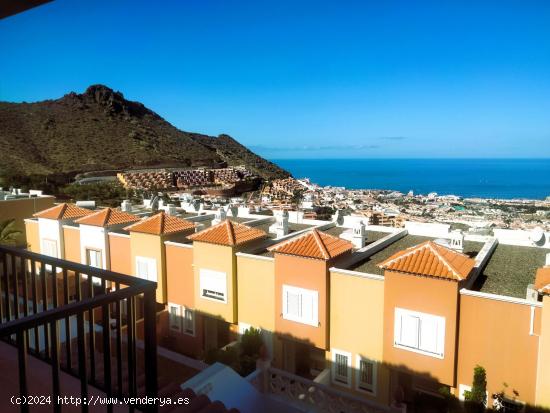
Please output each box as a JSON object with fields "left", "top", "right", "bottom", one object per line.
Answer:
{"left": 0, "top": 245, "right": 158, "bottom": 412}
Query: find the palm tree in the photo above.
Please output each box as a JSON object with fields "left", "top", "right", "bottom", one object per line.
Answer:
{"left": 0, "top": 219, "right": 22, "bottom": 246}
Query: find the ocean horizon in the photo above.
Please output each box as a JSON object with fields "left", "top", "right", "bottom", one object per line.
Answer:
{"left": 271, "top": 158, "right": 550, "bottom": 200}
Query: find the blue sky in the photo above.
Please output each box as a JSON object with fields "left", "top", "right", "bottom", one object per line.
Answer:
{"left": 1, "top": 0, "right": 550, "bottom": 158}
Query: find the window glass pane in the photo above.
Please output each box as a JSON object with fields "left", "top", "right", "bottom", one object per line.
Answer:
{"left": 87, "top": 250, "right": 101, "bottom": 268}
{"left": 335, "top": 353, "right": 348, "bottom": 381}
{"left": 184, "top": 309, "right": 194, "bottom": 334}
{"left": 169, "top": 305, "right": 180, "bottom": 330}
{"left": 360, "top": 360, "right": 373, "bottom": 386}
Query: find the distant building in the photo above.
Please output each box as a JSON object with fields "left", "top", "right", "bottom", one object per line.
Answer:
{"left": 0, "top": 188, "right": 55, "bottom": 246}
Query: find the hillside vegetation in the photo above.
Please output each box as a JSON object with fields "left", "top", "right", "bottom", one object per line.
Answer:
{"left": 0, "top": 85, "right": 289, "bottom": 187}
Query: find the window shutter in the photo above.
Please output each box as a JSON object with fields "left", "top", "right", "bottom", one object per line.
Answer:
{"left": 137, "top": 260, "right": 148, "bottom": 279}
{"left": 419, "top": 316, "right": 439, "bottom": 354}
{"left": 400, "top": 313, "right": 420, "bottom": 348}
{"left": 286, "top": 290, "right": 301, "bottom": 318}
{"left": 147, "top": 260, "right": 157, "bottom": 282}
{"left": 301, "top": 290, "right": 318, "bottom": 326}
{"left": 394, "top": 308, "right": 445, "bottom": 358}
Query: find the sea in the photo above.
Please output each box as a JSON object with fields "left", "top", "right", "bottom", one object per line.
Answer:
{"left": 271, "top": 159, "right": 550, "bottom": 200}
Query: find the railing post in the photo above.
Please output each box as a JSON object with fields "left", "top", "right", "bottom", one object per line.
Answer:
{"left": 101, "top": 292, "right": 113, "bottom": 413}
{"left": 16, "top": 330, "right": 28, "bottom": 413}
{"left": 115, "top": 283, "right": 123, "bottom": 397}
{"left": 76, "top": 312, "right": 88, "bottom": 413}
{"left": 5, "top": 251, "right": 12, "bottom": 321}
{"left": 50, "top": 320, "right": 61, "bottom": 413}
{"left": 30, "top": 260, "right": 39, "bottom": 352}
{"left": 143, "top": 289, "right": 157, "bottom": 412}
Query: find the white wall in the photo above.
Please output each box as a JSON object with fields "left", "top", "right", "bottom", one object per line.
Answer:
{"left": 493, "top": 228, "right": 550, "bottom": 248}
{"left": 79, "top": 225, "right": 109, "bottom": 269}
{"left": 37, "top": 218, "right": 63, "bottom": 259}
{"left": 404, "top": 221, "right": 451, "bottom": 238}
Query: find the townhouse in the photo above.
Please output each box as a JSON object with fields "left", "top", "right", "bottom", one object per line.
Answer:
{"left": 24, "top": 202, "right": 550, "bottom": 411}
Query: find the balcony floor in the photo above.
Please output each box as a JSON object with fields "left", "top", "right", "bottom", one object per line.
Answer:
{"left": 0, "top": 341, "right": 126, "bottom": 412}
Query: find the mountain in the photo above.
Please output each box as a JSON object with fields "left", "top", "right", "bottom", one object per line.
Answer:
{"left": 0, "top": 85, "right": 289, "bottom": 183}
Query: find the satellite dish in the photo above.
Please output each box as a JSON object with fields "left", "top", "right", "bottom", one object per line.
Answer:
{"left": 530, "top": 227, "right": 544, "bottom": 243}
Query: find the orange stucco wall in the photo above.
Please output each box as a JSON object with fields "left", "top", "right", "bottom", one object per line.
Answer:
{"left": 383, "top": 270, "right": 459, "bottom": 386}
{"left": 329, "top": 269, "right": 390, "bottom": 404}
{"left": 108, "top": 234, "right": 131, "bottom": 275}
{"left": 25, "top": 220, "right": 40, "bottom": 253}
{"left": 274, "top": 254, "right": 329, "bottom": 349}
{"left": 166, "top": 243, "right": 194, "bottom": 308}
{"left": 457, "top": 293, "right": 541, "bottom": 405}
{"left": 158, "top": 310, "right": 205, "bottom": 358}
{"left": 237, "top": 254, "right": 275, "bottom": 332}
{"left": 193, "top": 242, "right": 237, "bottom": 324}
{"left": 63, "top": 226, "right": 81, "bottom": 263}
{"left": 536, "top": 295, "right": 550, "bottom": 407}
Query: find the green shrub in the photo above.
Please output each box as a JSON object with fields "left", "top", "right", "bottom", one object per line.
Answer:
{"left": 241, "top": 327, "right": 263, "bottom": 357}
{"left": 464, "top": 365, "right": 487, "bottom": 413}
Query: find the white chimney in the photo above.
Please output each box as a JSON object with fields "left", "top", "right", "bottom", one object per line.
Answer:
{"left": 213, "top": 207, "right": 227, "bottom": 225}
{"left": 526, "top": 284, "right": 539, "bottom": 302}
{"left": 450, "top": 230, "right": 464, "bottom": 252}
{"left": 333, "top": 209, "right": 344, "bottom": 225}
{"left": 352, "top": 221, "right": 367, "bottom": 249}
{"left": 275, "top": 210, "right": 289, "bottom": 238}
{"left": 546, "top": 253, "right": 550, "bottom": 266}
{"left": 121, "top": 200, "right": 132, "bottom": 212}
{"left": 167, "top": 203, "right": 177, "bottom": 216}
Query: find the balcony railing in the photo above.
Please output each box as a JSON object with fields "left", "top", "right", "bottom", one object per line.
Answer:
{"left": 0, "top": 245, "right": 158, "bottom": 412}
{"left": 249, "top": 366, "right": 400, "bottom": 413}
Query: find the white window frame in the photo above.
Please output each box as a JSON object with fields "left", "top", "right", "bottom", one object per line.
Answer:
{"left": 182, "top": 306, "right": 195, "bottom": 336}
{"left": 136, "top": 256, "right": 157, "bottom": 282}
{"left": 86, "top": 248, "right": 103, "bottom": 269}
{"left": 41, "top": 238, "right": 58, "bottom": 258}
{"left": 394, "top": 307, "right": 445, "bottom": 359}
{"left": 199, "top": 269, "right": 227, "bottom": 303}
{"left": 282, "top": 285, "right": 319, "bottom": 327}
{"left": 356, "top": 355, "right": 377, "bottom": 395}
{"left": 331, "top": 349, "right": 352, "bottom": 388}
{"left": 168, "top": 303, "right": 181, "bottom": 333}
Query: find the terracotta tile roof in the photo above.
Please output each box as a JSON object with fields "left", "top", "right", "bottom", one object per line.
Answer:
{"left": 33, "top": 203, "right": 92, "bottom": 220}
{"left": 535, "top": 267, "right": 550, "bottom": 294}
{"left": 377, "top": 241, "right": 475, "bottom": 281}
{"left": 123, "top": 212, "right": 195, "bottom": 235}
{"left": 188, "top": 219, "right": 267, "bottom": 247}
{"left": 74, "top": 207, "right": 139, "bottom": 227}
{"left": 267, "top": 228, "right": 353, "bottom": 260}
